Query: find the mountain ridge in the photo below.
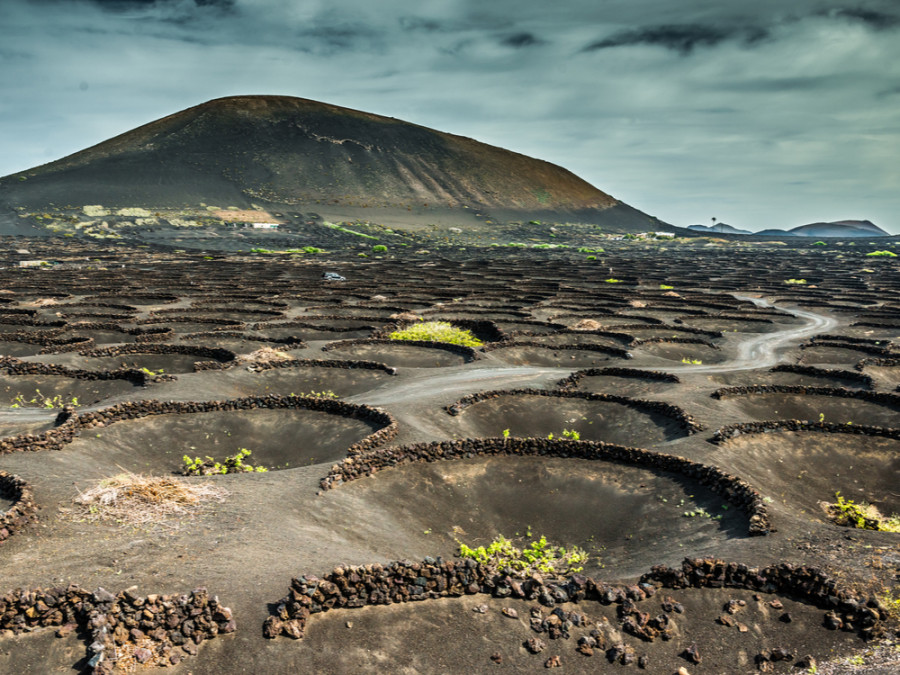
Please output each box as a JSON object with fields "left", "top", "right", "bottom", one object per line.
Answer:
{"left": 0, "top": 95, "right": 669, "bottom": 232}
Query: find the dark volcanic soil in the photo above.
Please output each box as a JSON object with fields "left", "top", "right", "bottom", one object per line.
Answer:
{"left": 0, "top": 238, "right": 897, "bottom": 675}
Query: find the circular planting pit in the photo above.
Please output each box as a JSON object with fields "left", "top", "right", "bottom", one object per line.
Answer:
{"left": 0, "top": 323, "right": 64, "bottom": 334}
{"left": 799, "top": 344, "right": 887, "bottom": 366}
{"left": 0, "top": 373, "right": 138, "bottom": 407}
{"left": 485, "top": 345, "right": 622, "bottom": 368}
{"left": 630, "top": 341, "right": 726, "bottom": 365}
{"left": 716, "top": 388, "right": 900, "bottom": 426}
{"left": 287, "top": 582, "right": 866, "bottom": 675}
{"left": 45, "top": 345, "right": 236, "bottom": 375}
{"left": 0, "top": 418, "right": 56, "bottom": 440}
{"left": 713, "top": 431, "right": 900, "bottom": 525}
{"left": 135, "top": 320, "right": 243, "bottom": 334}
{"left": 562, "top": 372, "right": 680, "bottom": 398}
{"left": 253, "top": 323, "right": 375, "bottom": 342}
{"left": 67, "top": 406, "right": 389, "bottom": 473}
{"left": 222, "top": 362, "right": 394, "bottom": 398}
{"left": 324, "top": 341, "right": 473, "bottom": 368}
{"left": 177, "top": 334, "right": 301, "bottom": 354}
{"left": 707, "top": 366, "right": 872, "bottom": 390}
{"left": 449, "top": 391, "right": 692, "bottom": 445}
{"left": 0, "top": 341, "right": 54, "bottom": 358}
{"left": 518, "top": 332, "right": 631, "bottom": 348}
{"left": 333, "top": 455, "right": 747, "bottom": 576}
{"left": 682, "top": 317, "right": 781, "bottom": 334}
{"left": 65, "top": 329, "right": 141, "bottom": 345}
{"left": 492, "top": 321, "right": 562, "bottom": 335}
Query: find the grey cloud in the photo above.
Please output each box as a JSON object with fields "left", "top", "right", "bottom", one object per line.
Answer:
{"left": 828, "top": 7, "right": 899, "bottom": 29}
{"left": 399, "top": 17, "right": 444, "bottom": 33}
{"left": 583, "top": 23, "right": 768, "bottom": 55}
{"left": 502, "top": 32, "right": 542, "bottom": 48}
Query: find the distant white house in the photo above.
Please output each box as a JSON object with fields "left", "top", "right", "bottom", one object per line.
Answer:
{"left": 19, "top": 260, "right": 50, "bottom": 268}
{"left": 250, "top": 222, "right": 279, "bottom": 230}
{"left": 654, "top": 232, "right": 676, "bottom": 238}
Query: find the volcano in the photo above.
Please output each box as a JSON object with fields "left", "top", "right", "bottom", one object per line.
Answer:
{"left": 0, "top": 95, "right": 664, "bottom": 231}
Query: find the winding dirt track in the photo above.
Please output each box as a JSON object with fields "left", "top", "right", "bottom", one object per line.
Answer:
{"left": 352, "top": 297, "right": 837, "bottom": 407}
{"left": 664, "top": 296, "right": 838, "bottom": 374}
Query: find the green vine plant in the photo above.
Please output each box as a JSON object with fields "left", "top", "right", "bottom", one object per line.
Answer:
{"left": 822, "top": 492, "right": 900, "bottom": 533}
{"left": 10, "top": 389, "right": 79, "bottom": 409}
{"left": 289, "top": 390, "right": 340, "bottom": 399}
{"left": 137, "top": 366, "right": 166, "bottom": 381}
{"left": 456, "top": 533, "right": 589, "bottom": 578}
{"left": 181, "top": 448, "right": 268, "bottom": 476}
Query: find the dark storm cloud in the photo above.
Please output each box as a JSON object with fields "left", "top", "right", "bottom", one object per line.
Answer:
{"left": 502, "top": 32, "right": 542, "bottom": 48}
{"left": 1, "top": 0, "right": 899, "bottom": 233}
{"left": 828, "top": 7, "right": 900, "bottom": 29}
{"left": 583, "top": 24, "right": 768, "bottom": 55}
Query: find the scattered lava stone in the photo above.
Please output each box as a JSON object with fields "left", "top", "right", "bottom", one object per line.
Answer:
{"left": 490, "top": 652, "right": 502, "bottom": 664}
{"left": 682, "top": 642, "right": 701, "bottom": 664}
{"left": 526, "top": 637, "right": 546, "bottom": 654}
{"left": 544, "top": 655, "right": 562, "bottom": 668}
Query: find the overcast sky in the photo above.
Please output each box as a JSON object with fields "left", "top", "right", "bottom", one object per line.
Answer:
{"left": 2, "top": 0, "right": 899, "bottom": 233}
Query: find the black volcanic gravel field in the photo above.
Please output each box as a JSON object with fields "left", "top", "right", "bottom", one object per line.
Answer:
{"left": 0, "top": 237, "right": 897, "bottom": 674}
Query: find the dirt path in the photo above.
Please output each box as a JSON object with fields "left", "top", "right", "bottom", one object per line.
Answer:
{"left": 349, "top": 297, "right": 837, "bottom": 408}
{"left": 663, "top": 295, "right": 837, "bottom": 374}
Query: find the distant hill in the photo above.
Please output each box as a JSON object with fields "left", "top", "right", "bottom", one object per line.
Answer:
{"left": 687, "top": 223, "right": 753, "bottom": 235}
{"left": 0, "top": 95, "right": 667, "bottom": 233}
{"left": 787, "top": 220, "right": 888, "bottom": 238}
{"left": 693, "top": 219, "right": 889, "bottom": 238}
{"left": 754, "top": 229, "right": 799, "bottom": 237}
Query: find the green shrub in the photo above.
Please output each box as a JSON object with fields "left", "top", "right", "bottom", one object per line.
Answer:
{"left": 457, "top": 533, "right": 589, "bottom": 578}
{"left": 867, "top": 250, "right": 897, "bottom": 257}
{"left": 659, "top": 284, "right": 674, "bottom": 290}
{"left": 784, "top": 278, "right": 807, "bottom": 285}
{"left": 586, "top": 255, "right": 596, "bottom": 261}
{"left": 812, "top": 241, "right": 827, "bottom": 246}
{"left": 10, "top": 390, "right": 79, "bottom": 409}
{"left": 605, "top": 278, "right": 623, "bottom": 283}
{"left": 181, "top": 448, "right": 268, "bottom": 476}
{"left": 372, "top": 244, "right": 388, "bottom": 253}
{"left": 389, "top": 320, "right": 483, "bottom": 347}
{"left": 824, "top": 492, "right": 900, "bottom": 532}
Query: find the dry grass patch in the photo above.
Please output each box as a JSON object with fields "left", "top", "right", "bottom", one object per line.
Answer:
{"left": 72, "top": 472, "right": 227, "bottom": 530}
{"left": 573, "top": 319, "right": 603, "bottom": 331}
{"left": 236, "top": 346, "right": 293, "bottom": 364}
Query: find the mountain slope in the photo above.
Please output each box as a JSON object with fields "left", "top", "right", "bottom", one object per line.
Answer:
{"left": 788, "top": 220, "right": 888, "bottom": 238}
{"left": 0, "top": 96, "right": 664, "bottom": 230}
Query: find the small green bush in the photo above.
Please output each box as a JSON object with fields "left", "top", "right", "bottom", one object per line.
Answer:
{"left": 824, "top": 492, "right": 900, "bottom": 532}
{"left": 784, "top": 278, "right": 807, "bottom": 285}
{"left": 372, "top": 244, "right": 388, "bottom": 253}
{"left": 586, "top": 255, "right": 596, "bottom": 261}
{"left": 181, "top": 448, "right": 268, "bottom": 476}
{"left": 457, "top": 534, "right": 589, "bottom": 578}
{"left": 812, "top": 241, "right": 827, "bottom": 246}
{"left": 389, "top": 320, "right": 483, "bottom": 347}
{"left": 605, "top": 278, "right": 623, "bottom": 283}
{"left": 867, "top": 250, "right": 897, "bottom": 257}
